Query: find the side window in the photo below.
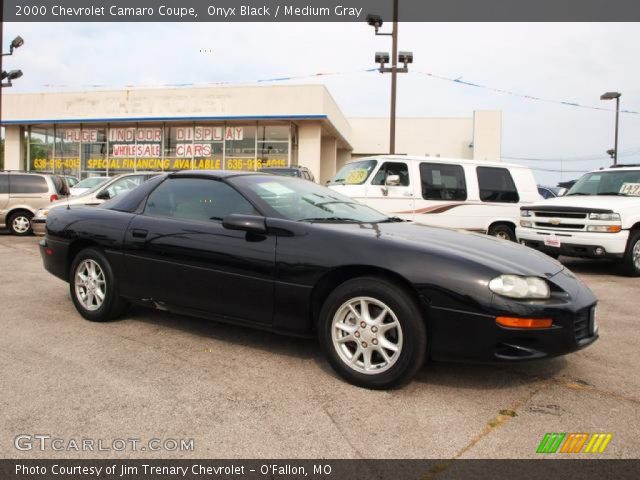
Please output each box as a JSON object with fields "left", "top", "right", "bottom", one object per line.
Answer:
{"left": 103, "top": 176, "right": 145, "bottom": 199}
{"left": 0, "top": 175, "right": 8, "bottom": 194}
{"left": 145, "top": 178, "right": 256, "bottom": 221}
{"left": 9, "top": 175, "right": 48, "bottom": 194}
{"left": 477, "top": 167, "right": 520, "bottom": 203}
{"left": 371, "top": 162, "right": 410, "bottom": 186}
{"left": 420, "top": 163, "right": 467, "bottom": 201}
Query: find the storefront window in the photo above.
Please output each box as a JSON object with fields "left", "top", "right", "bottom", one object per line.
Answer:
{"left": 27, "top": 121, "right": 292, "bottom": 177}
{"left": 257, "top": 125, "right": 289, "bottom": 168}
{"left": 225, "top": 125, "right": 256, "bottom": 170}
{"left": 29, "top": 126, "right": 54, "bottom": 173}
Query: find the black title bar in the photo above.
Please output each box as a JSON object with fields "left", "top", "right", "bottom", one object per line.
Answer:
{"left": 1, "top": 459, "right": 639, "bottom": 480}
{"left": 4, "top": 0, "right": 640, "bottom": 22}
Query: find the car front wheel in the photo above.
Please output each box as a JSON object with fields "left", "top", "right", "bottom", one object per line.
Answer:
{"left": 69, "top": 247, "right": 129, "bottom": 321}
{"left": 318, "top": 277, "right": 427, "bottom": 389}
{"left": 488, "top": 224, "right": 516, "bottom": 242}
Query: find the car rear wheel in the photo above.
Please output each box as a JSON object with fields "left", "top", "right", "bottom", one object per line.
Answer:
{"left": 318, "top": 277, "right": 427, "bottom": 389}
{"left": 69, "top": 247, "right": 129, "bottom": 321}
{"left": 488, "top": 223, "right": 516, "bottom": 242}
{"left": 8, "top": 211, "right": 33, "bottom": 236}
{"left": 620, "top": 230, "right": 640, "bottom": 277}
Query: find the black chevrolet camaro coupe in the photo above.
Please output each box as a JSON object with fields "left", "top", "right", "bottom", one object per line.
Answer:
{"left": 40, "top": 171, "right": 598, "bottom": 389}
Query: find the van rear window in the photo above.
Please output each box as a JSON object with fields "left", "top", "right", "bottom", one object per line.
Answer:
{"left": 477, "top": 167, "right": 519, "bottom": 203}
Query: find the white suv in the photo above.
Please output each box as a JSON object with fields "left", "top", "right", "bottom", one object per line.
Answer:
{"left": 516, "top": 165, "right": 640, "bottom": 276}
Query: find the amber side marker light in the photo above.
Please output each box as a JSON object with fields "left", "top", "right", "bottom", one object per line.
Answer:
{"left": 496, "top": 317, "right": 553, "bottom": 329}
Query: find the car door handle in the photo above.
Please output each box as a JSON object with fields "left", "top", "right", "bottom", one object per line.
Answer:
{"left": 131, "top": 228, "right": 148, "bottom": 239}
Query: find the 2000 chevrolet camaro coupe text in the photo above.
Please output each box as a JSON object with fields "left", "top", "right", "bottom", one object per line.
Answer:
{"left": 40, "top": 171, "right": 598, "bottom": 389}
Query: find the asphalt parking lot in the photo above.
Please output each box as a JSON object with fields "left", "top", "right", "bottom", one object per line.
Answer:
{"left": 0, "top": 233, "right": 638, "bottom": 459}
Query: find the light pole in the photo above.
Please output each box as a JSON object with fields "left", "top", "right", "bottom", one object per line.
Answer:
{"left": 366, "top": 1, "right": 412, "bottom": 155}
{"left": 600, "top": 91, "right": 621, "bottom": 165}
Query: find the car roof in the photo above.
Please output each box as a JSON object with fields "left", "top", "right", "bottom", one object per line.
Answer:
{"left": 344, "top": 155, "right": 529, "bottom": 170}
{"left": 595, "top": 165, "right": 640, "bottom": 173}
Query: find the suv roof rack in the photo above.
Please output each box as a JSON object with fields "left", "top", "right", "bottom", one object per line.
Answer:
{"left": 609, "top": 164, "right": 640, "bottom": 168}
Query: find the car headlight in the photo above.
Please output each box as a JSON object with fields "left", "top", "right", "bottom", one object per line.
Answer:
{"left": 589, "top": 212, "right": 620, "bottom": 221}
{"left": 521, "top": 210, "right": 533, "bottom": 217}
{"left": 489, "top": 275, "right": 550, "bottom": 299}
{"left": 35, "top": 209, "right": 50, "bottom": 219}
{"left": 520, "top": 220, "right": 533, "bottom": 228}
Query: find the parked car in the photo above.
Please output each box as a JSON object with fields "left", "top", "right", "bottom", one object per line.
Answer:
{"left": 538, "top": 185, "right": 567, "bottom": 199}
{"left": 258, "top": 166, "right": 315, "bottom": 182}
{"left": 328, "top": 156, "right": 539, "bottom": 242}
{"left": 70, "top": 176, "right": 111, "bottom": 196}
{"left": 64, "top": 175, "right": 80, "bottom": 188}
{"left": 40, "top": 170, "right": 598, "bottom": 389}
{"left": 0, "top": 171, "right": 69, "bottom": 235}
{"left": 31, "top": 172, "right": 159, "bottom": 236}
{"left": 517, "top": 164, "right": 640, "bottom": 275}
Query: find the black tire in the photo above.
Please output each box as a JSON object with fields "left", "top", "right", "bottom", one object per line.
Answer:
{"left": 69, "top": 247, "right": 129, "bottom": 322}
{"left": 619, "top": 230, "right": 640, "bottom": 277}
{"left": 8, "top": 211, "right": 33, "bottom": 236}
{"left": 318, "top": 277, "right": 427, "bottom": 389}
{"left": 488, "top": 223, "right": 517, "bottom": 242}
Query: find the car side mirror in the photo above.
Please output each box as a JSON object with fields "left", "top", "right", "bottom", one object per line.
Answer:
{"left": 96, "top": 190, "right": 111, "bottom": 200}
{"left": 222, "top": 214, "right": 267, "bottom": 234}
{"left": 385, "top": 174, "right": 401, "bottom": 186}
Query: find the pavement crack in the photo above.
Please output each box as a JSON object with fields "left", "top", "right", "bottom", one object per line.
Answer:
{"left": 421, "top": 382, "right": 550, "bottom": 479}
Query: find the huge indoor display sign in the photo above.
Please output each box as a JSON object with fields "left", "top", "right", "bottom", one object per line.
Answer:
{"left": 31, "top": 125, "right": 287, "bottom": 173}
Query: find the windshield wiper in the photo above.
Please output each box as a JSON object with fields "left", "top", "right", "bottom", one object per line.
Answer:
{"left": 597, "top": 192, "right": 627, "bottom": 196}
{"left": 379, "top": 216, "right": 405, "bottom": 223}
{"left": 566, "top": 192, "right": 590, "bottom": 196}
{"left": 299, "top": 217, "right": 360, "bottom": 223}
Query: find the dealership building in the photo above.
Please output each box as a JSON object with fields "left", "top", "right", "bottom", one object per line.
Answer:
{"left": 1, "top": 84, "right": 501, "bottom": 183}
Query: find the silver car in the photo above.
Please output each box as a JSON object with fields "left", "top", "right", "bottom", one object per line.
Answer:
{"left": 32, "top": 172, "right": 159, "bottom": 236}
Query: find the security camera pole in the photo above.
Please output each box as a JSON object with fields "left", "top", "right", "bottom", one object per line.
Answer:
{"left": 367, "top": 0, "right": 412, "bottom": 155}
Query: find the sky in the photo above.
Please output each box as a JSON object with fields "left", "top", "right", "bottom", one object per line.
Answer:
{"left": 2, "top": 21, "right": 639, "bottom": 185}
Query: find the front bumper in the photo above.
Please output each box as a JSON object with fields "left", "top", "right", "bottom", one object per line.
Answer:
{"left": 426, "top": 269, "right": 598, "bottom": 362}
{"left": 516, "top": 226, "right": 629, "bottom": 259}
{"left": 31, "top": 217, "right": 47, "bottom": 236}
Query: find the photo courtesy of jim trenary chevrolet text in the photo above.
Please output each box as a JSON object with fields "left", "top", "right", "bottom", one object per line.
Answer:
{"left": 1, "top": 0, "right": 640, "bottom": 479}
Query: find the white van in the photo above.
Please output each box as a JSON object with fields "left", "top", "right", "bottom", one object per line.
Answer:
{"left": 328, "top": 156, "right": 540, "bottom": 241}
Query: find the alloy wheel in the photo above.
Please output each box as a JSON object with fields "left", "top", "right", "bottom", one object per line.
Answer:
{"left": 74, "top": 259, "right": 107, "bottom": 311}
{"left": 331, "top": 296, "right": 403, "bottom": 375}
{"left": 633, "top": 239, "right": 640, "bottom": 271}
{"left": 12, "top": 215, "right": 30, "bottom": 234}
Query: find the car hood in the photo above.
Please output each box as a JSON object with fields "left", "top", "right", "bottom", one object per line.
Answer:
{"left": 317, "top": 221, "right": 565, "bottom": 278}
{"left": 525, "top": 195, "right": 640, "bottom": 211}
{"left": 47, "top": 191, "right": 98, "bottom": 210}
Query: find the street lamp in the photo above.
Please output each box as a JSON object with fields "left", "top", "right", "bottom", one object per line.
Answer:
{"left": 1, "top": 69, "right": 23, "bottom": 87}
{"left": 2, "top": 36, "right": 24, "bottom": 57}
{"left": 366, "top": 0, "right": 412, "bottom": 155}
{"left": 600, "top": 91, "right": 621, "bottom": 165}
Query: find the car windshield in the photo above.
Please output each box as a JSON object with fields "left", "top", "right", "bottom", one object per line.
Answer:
{"left": 567, "top": 170, "right": 640, "bottom": 196}
{"left": 233, "top": 175, "right": 389, "bottom": 223}
{"left": 259, "top": 168, "right": 298, "bottom": 177}
{"left": 74, "top": 177, "right": 110, "bottom": 189}
{"left": 328, "top": 160, "right": 378, "bottom": 185}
